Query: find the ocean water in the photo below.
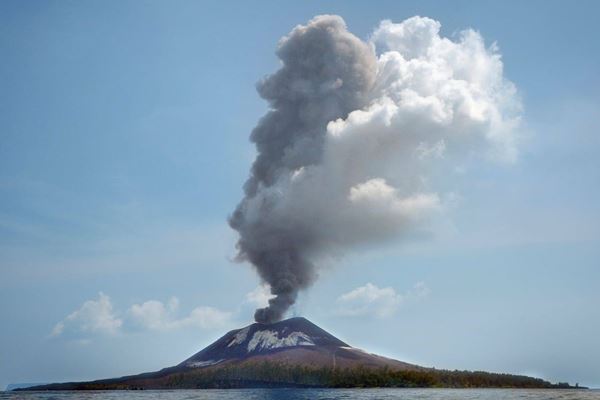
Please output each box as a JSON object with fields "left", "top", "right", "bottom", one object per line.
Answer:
{"left": 1, "top": 389, "right": 599, "bottom": 400}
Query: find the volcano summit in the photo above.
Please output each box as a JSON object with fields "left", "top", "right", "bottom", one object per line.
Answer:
{"left": 22, "top": 317, "right": 572, "bottom": 390}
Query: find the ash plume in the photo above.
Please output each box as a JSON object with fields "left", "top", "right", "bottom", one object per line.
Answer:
{"left": 230, "top": 15, "right": 520, "bottom": 323}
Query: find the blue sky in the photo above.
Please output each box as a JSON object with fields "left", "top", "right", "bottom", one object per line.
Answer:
{"left": 1, "top": 0, "right": 599, "bottom": 390}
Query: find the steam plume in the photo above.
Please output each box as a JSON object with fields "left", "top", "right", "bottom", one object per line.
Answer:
{"left": 230, "top": 15, "right": 520, "bottom": 323}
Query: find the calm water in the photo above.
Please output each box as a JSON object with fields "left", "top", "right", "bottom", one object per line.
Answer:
{"left": 1, "top": 389, "right": 599, "bottom": 400}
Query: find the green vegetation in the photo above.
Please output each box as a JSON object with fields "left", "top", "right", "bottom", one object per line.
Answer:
{"left": 160, "top": 363, "right": 559, "bottom": 389}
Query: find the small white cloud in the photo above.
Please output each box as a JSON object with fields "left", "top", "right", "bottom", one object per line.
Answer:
{"left": 245, "top": 284, "right": 275, "bottom": 308}
{"left": 128, "top": 299, "right": 174, "bottom": 331}
{"left": 336, "top": 282, "right": 430, "bottom": 318}
{"left": 128, "top": 298, "right": 231, "bottom": 331}
{"left": 176, "top": 306, "right": 231, "bottom": 330}
{"left": 409, "top": 281, "right": 431, "bottom": 299}
{"left": 52, "top": 292, "right": 122, "bottom": 337}
{"left": 50, "top": 321, "right": 65, "bottom": 337}
{"left": 337, "top": 283, "right": 402, "bottom": 318}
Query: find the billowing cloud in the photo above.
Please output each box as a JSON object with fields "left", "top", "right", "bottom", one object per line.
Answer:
{"left": 127, "top": 297, "right": 179, "bottom": 331}
{"left": 128, "top": 298, "right": 231, "bottom": 331}
{"left": 231, "top": 14, "right": 520, "bottom": 323}
{"left": 51, "top": 292, "right": 122, "bottom": 337}
{"left": 336, "top": 282, "right": 430, "bottom": 318}
{"left": 51, "top": 294, "right": 231, "bottom": 338}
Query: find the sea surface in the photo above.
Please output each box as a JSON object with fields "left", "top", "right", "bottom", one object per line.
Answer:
{"left": 1, "top": 389, "right": 599, "bottom": 400}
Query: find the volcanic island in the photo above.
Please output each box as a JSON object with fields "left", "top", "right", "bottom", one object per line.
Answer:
{"left": 20, "top": 317, "right": 582, "bottom": 390}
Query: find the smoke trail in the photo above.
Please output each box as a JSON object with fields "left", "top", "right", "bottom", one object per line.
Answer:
{"left": 230, "top": 15, "right": 520, "bottom": 323}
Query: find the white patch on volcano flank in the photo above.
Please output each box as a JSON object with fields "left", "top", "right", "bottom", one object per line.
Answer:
{"left": 187, "top": 359, "right": 224, "bottom": 368}
{"left": 227, "top": 326, "right": 250, "bottom": 347}
{"left": 340, "top": 346, "right": 379, "bottom": 357}
{"left": 247, "top": 330, "right": 315, "bottom": 352}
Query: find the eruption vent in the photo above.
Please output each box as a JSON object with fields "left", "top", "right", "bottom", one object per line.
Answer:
{"left": 230, "top": 15, "right": 520, "bottom": 323}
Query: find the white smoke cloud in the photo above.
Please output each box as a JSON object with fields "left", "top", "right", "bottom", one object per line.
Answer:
{"left": 231, "top": 15, "right": 521, "bottom": 323}
{"left": 245, "top": 284, "right": 276, "bottom": 308}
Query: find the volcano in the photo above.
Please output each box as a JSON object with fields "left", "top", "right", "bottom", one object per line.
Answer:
{"left": 22, "top": 317, "right": 569, "bottom": 390}
{"left": 179, "top": 317, "right": 416, "bottom": 371}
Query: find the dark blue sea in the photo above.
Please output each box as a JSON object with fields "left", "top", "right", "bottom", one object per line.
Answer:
{"left": 1, "top": 389, "right": 599, "bottom": 400}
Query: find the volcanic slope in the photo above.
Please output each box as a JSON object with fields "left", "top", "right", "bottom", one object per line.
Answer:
{"left": 179, "top": 316, "right": 415, "bottom": 370}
